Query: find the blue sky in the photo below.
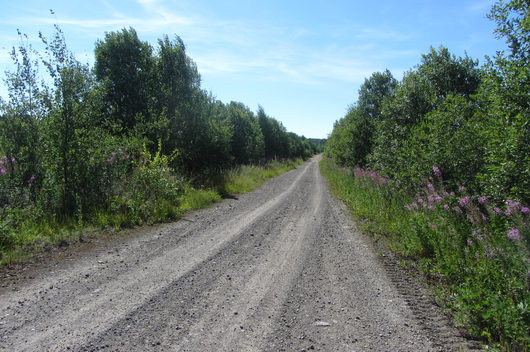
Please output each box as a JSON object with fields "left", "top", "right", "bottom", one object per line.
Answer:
{"left": 0, "top": 0, "right": 506, "bottom": 138}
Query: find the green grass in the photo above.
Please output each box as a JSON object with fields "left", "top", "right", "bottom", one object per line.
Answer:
{"left": 320, "top": 158, "right": 530, "bottom": 351}
{"left": 221, "top": 159, "right": 303, "bottom": 195}
{"left": 0, "top": 158, "right": 304, "bottom": 266}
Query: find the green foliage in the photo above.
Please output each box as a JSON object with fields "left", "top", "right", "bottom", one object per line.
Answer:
{"left": 477, "top": 1, "right": 530, "bottom": 205}
{"left": 221, "top": 159, "right": 303, "bottom": 195}
{"left": 324, "top": 2, "right": 530, "bottom": 347}
{"left": 103, "top": 141, "right": 184, "bottom": 227}
{"left": 226, "top": 102, "right": 264, "bottom": 165}
{"left": 357, "top": 69, "right": 398, "bottom": 120}
{"left": 326, "top": 107, "right": 373, "bottom": 167}
{"left": 326, "top": 70, "right": 396, "bottom": 168}
{"left": 94, "top": 27, "right": 154, "bottom": 130}
{"left": 0, "top": 22, "right": 315, "bottom": 265}
{"left": 397, "top": 94, "right": 486, "bottom": 192}
{"left": 321, "top": 159, "right": 530, "bottom": 349}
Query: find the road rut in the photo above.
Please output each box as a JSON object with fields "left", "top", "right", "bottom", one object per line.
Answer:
{"left": 0, "top": 156, "right": 478, "bottom": 351}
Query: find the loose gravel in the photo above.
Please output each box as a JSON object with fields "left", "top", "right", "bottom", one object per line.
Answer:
{"left": 0, "top": 156, "right": 481, "bottom": 351}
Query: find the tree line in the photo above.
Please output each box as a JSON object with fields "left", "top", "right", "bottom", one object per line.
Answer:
{"left": 0, "top": 24, "right": 322, "bottom": 223}
{"left": 326, "top": 0, "right": 529, "bottom": 206}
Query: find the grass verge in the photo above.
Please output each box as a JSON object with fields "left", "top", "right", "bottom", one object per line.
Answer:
{"left": 320, "top": 158, "right": 530, "bottom": 351}
{"left": 0, "top": 158, "right": 304, "bottom": 267}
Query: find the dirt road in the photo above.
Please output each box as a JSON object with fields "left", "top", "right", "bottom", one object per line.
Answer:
{"left": 0, "top": 156, "right": 479, "bottom": 351}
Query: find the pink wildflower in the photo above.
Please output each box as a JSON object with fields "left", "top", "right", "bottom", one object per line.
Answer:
{"left": 467, "top": 239, "right": 474, "bottom": 246}
{"left": 455, "top": 206, "right": 463, "bottom": 213}
{"left": 432, "top": 166, "right": 441, "bottom": 176}
{"left": 459, "top": 196, "right": 471, "bottom": 207}
{"left": 507, "top": 228, "right": 521, "bottom": 240}
{"left": 0, "top": 168, "right": 6, "bottom": 175}
{"left": 427, "top": 183, "right": 435, "bottom": 191}
{"left": 458, "top": 185, "right": 465, "bottom": 192}
{"left": 478, "top": 196, "right": 489, "bottom": 204}
{"left": 522, "top": 207, "right": 530, "bottom": 214}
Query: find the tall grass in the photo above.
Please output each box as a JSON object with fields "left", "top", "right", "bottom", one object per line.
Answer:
{"left": 0, "top": 158, "right": 303, "bottom": 266}
{"left": 320, "top": 158, "right": 529, "bottom": 351}
{"left": 221, "top": 159, "right": 303, "bottom": 195}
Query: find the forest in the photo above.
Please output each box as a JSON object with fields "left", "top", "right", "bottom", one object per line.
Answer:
{"left": 324, "top": 1, "right": 529, "bottom": 349}
{"left": 0, "top": 24, "right": 322, "bottom": 260}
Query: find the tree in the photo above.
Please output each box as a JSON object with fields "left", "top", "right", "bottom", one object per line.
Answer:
{"left": 226, "top": 102, "right": 264, "bottom": 164}
{"left": 39, "top": 26, "right": 102, "bottom": 217}
{"left": 257, "top": 106, "right": 289, "bottom": 159}
{"left": 357, "top": 69, "right": 397, "bottom": 120}
{"left": 154, "top": 35, "right": 201, "bottom": 153}
{"left": 478, "top": 0, "right": 530, "bottom": 203}
{"left": 369, "top": 47, "right": 481, "bottom": 184}
{"left": 417, "top": 47, "right": 481, "bottom": 100}
{"left": 0, "top": 30, "right": 45, "bottom": 206}
{"left": 94, "top": 28, "right": 154, "bottom": 130}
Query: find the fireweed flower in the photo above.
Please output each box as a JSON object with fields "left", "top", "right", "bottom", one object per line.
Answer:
{"left": 0, "top": 168, "right": 6, "bottom": 175}
{"left": 443, "top": 204, "right": 450, "bottom": 211}
{"left": 507, "top": 228, "right": 521, "bottom": 240}
{"left": 478, "top": 196, "right": 489, "bottom": 204}
{"left": 467, "top": 239, "right": 474, "bottom": 246}
{"left": 427, "top": 195, "right": 434, "bottom": 203}
{"left": 459, "top": 196, "right": 471, "bottom": 207}
{"left": 432, "top": 166, "right": 441, "bottom": 176}
{"left": 522, "top": 207, "right": 530, "bottom": 214}
{"left": 434, "top": 194, "right": 443, "bottom": 203}
{"left": 493, "top": 208, "right": 503, "bottom": 215}
{"left": 455, "top": 206, "right": 463, "bottom": 213}
{"left": 427, "top": 183, "right": 435, "bottom": 191}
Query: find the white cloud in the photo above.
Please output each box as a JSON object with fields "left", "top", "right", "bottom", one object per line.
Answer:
{"left": 2, "top": 1, "right": 415, "bottom": 91}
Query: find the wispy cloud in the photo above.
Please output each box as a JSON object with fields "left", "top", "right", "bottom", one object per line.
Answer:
{"left": 2, "top": 0, "right": 416, "bottom": 90}
{"left": 14, "top": 13, "right": 192, "bottom": 30}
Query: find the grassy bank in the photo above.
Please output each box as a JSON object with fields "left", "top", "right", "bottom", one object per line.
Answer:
{"left": 320, "top": 158, "right": 529, "bottom": 351}
{"left": 0, "top": 158, "right": 303, "bottom": 266}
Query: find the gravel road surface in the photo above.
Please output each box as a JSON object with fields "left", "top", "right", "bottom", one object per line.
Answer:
{"left": 0, "top": 156, "right": 480, "bottom": 351}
